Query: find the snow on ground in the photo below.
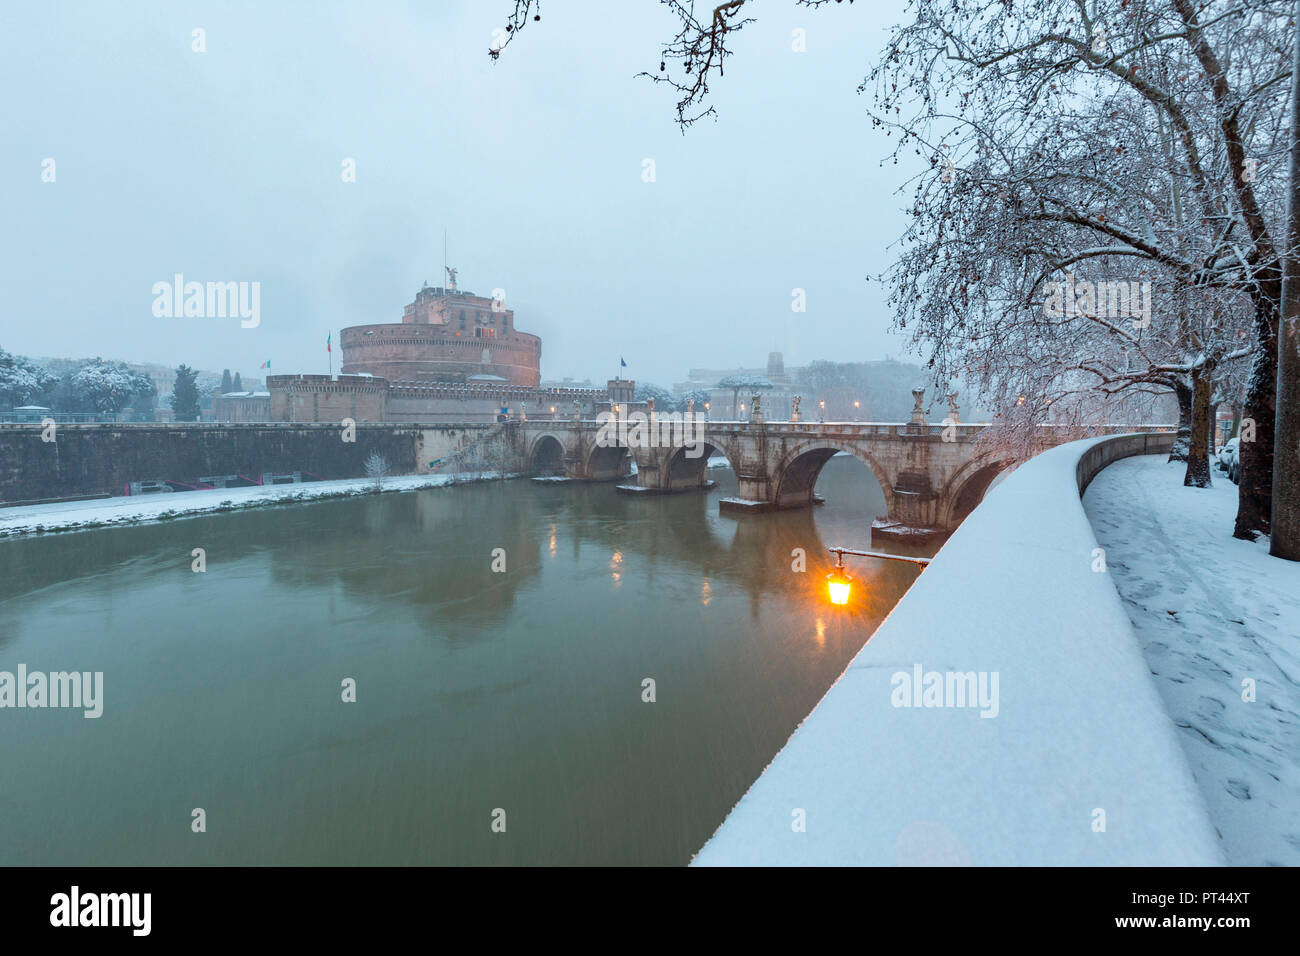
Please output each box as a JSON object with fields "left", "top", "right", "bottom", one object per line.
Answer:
{"left": 694, "top": 438, "right": 1221, "bottom": 865}
{"left": 1084, "top": 456, "right": 1300, "bottom": 865}
{"left": 0, "top": 472, "right": 513, "bottom": 538}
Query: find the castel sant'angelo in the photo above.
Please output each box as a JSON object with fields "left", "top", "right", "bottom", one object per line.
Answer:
{"left": 268, "top": 272, "right": 631, "bottom": 423}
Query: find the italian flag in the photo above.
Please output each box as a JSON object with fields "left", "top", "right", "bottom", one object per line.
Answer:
{"left": 260, "top": 360, "right": 270, "bottom": 370}
{"left": 327, "top": 333, "right": 332, "bottom": 353}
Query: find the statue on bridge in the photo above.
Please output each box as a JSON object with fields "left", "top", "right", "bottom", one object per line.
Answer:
{"left": 911, "top": 388, "right": 926, "bottom": 421}
{"left": 790, "top": 395, "right": 802, "bottom": 423}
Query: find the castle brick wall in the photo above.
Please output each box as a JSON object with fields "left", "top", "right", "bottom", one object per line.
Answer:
{"left": 340, "top": 324, "right": 541, "bottom": 388}
{"left": 266, "top": 374, "right": 607, "bottom": 424}
{"left": 268, "top": 374, "right": 388, "bottom": 423}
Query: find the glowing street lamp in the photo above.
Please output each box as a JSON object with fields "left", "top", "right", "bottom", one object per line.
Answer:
{"left": 827, "top": 562, "right": 853, "bottom": 606}
{"left": 825, "top": 547, "right": 931, "bottom": 606}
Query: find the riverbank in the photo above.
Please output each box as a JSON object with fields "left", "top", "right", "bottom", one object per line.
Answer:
{"left": 1083, "top": 456, "right": 1300, "bottom": 865}
{"left": 0, "top": 471, "right": 514, "bottom": 538}
{"left": 694, "top": 436, "right": 1220, "bottom": 866}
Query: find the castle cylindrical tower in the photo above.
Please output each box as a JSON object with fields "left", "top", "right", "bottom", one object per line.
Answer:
{"left": 340, "top": 285, "right": 541, "bottom": 387}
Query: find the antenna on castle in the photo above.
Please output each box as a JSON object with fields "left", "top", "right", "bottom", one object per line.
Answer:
{"left": 443, "top": 230, "right": 447, "bottom": 291}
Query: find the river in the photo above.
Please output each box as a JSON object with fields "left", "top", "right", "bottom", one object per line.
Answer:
{"left": 0, "top": 456, "right": 930, "bottom": 865}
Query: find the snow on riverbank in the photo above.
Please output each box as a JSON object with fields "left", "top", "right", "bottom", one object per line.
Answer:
{"left": 695, "top": 438, "right": 1221, "bottom": 866}
{"left": 0, "top": 472, "right": 513, "bottom": 538}
{"left": 1083, "top": 456, "right": 1300, "bottom": 865}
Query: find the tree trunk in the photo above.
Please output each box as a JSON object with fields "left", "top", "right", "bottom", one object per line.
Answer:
{"left": 1234, "top": 287, "right": 1281, "bottom": 539}
{"left": 1272, "top": 0, "right": 1300, "bottom": 560}
{"left": 1169, "top": 379, "right": 1192, "bottom": 462}
{"left": 1185, "top": 363, "right": 1214, "bottom": 488}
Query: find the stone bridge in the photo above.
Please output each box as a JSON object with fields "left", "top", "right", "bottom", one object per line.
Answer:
{"left": 517, "top": 392, "right": 1167, "bottom": 544}
{"left": 0, "top": 392, "right": 1167, "bottom": 543}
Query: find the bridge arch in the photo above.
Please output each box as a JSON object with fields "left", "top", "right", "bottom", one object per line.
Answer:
{"left": 940, "top": 454, "right": 1018, "bottom": 528}
{"left": 651, "top": 440, "right": 732, "bottom": 491}
{"left": 585, "top": 442, "right": 631, "bottom": 481}
{"left": 527, "top": 433, "right": 566, "bottom": 475}
{"left": 771, "top": 440, "right": 895, "bottom": 513}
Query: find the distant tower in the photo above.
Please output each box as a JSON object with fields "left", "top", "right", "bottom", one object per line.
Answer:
{"left": 767, "top": 351, "right": 785, "bottom": 382}
{"left": 607, "top": 378, "right": 635, "bottom": 405}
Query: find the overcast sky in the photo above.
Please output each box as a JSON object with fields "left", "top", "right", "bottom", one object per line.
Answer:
{"left": 1, "top": 0, "right": 922, "bottom": 387}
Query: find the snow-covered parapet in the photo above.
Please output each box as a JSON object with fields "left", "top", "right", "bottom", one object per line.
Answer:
{"left": 694, "top": 433, "right": 1223, "bottom": 866}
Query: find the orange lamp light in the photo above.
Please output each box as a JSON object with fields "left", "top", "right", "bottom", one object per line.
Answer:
{"left": 827, "top": 568, "right": 852, "bottom": 606}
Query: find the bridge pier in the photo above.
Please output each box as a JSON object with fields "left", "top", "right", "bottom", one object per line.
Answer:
{"left": 869, "top": 518, "right": 951, "bottom": 548}
{"left": 617, "top": 436, "right": 722, "bottom": 496}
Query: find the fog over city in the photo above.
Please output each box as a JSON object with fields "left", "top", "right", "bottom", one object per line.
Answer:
{"left": 1, "top": 0, "right": 920, "bottom": 385}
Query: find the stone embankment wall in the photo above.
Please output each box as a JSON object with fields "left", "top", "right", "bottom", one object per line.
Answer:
{"left": 0, "top": 423, "right": 499, "bottom": 503}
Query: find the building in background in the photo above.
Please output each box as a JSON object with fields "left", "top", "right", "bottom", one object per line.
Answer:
{"left": 270, "top": 276, "right": 633, "bottom": 423}
{"left": 675, "top": 352, "right": 802, "bottom": 420}
{"left": 212, "top": 389, "right": 271, "bottom": 422}
{"left": 267, "top": 374, "right": 631, "bottom": 423}
{"left": 340, "top": 282, "right": 541, "bottom": 388}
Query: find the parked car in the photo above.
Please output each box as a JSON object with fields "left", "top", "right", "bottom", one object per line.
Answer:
{"left": 1217, "top": 436, "right": 1238, "bottom": 473}
{"left": 1220, "top": 437, "right": 1240, "bottom": 484}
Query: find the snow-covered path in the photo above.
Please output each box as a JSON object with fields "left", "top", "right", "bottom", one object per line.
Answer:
{"left": 0, "top": 472, "right": 513, "bottom": 538}
{"left": 1083, "top": 456, "right": 1300, "bottom": 865}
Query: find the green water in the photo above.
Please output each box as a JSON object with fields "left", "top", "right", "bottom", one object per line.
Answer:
{"left": 0, "top": 457, "right": 926, "bottom": 865}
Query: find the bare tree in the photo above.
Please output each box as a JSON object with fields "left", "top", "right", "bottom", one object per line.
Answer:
{"left": 491, "top": 0, "right": 773, "bottom": 128}
{"left": 869, "top": 0, "right": 1291, "bottom": 526}
{"left": 363, "top": 452, "right": 388, "bottom": 491}
{"left": 1274, "top": 0, "right": 1300, "bottom": 559}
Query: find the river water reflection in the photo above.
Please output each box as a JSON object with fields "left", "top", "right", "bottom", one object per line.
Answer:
{"left": 0, "top": 456, "right": 932, "bottom": 865}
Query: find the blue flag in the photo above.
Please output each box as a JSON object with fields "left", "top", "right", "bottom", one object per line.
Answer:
{"left": 620, "top": 357, "right": 627, "bottom": 367}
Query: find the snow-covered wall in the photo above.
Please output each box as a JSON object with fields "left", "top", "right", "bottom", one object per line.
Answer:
{"left": 694, "top": 433, "right": 1224, "bottom": 866}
